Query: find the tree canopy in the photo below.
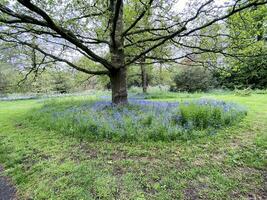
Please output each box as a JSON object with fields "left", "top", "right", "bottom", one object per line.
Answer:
{"left": 0, "top": 0, "right": 266, "bottom": 103}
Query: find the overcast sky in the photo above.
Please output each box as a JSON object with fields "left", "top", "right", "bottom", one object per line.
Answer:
{"left": 174, "top": 0, "right": 228, "bottom": 11}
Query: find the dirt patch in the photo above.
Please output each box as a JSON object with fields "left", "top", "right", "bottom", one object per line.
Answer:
{"left": 228, "top": 167, "right": 267, "bottom": 200}
{"left": 14, "top": 122, "right": 25, "bottom": 129}
{"left": 183, "top": 181, "right": 209, "bottom": 200}
{"left": 0, "top": 165, "right": 17, "bottom": 200}
{"left": 250, "top": 170, "right": 267, "bottom": 200}
{"left": 184, "top": 187, "right": 200, "bottom": 200}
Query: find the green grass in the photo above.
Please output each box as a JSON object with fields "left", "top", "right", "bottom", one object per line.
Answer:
{"left": 0, "top": 92, "right": 266, "bottom": 199}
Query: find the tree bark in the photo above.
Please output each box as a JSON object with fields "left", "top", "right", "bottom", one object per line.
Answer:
{"left": 109, "top": 0, "right": 128, "bottom": 104}
{"left": 110, "top": 67, "right": 128, "bottom": 104}
{"left": 140, "top": 56, "right": 148, "bottom": 93}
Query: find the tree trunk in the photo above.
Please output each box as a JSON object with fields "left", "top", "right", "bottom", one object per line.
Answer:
{"left": 140, "top": 57, "right": 148, "bottom": 93}
{"left": 110, "top": 67, "right": 128, "bottom": 104}
{"left": 159, "top": 62, "right": 163, "bottom": 90}
{"left": 109, "top": 0, "right": 128, "bottom": 104}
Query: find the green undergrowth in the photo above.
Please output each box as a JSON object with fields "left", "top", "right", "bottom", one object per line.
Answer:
{"left": 25, "top": 98, "right": 247, "bottom": 142}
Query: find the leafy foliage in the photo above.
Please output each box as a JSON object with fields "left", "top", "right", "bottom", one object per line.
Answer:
{"left": 171, "top": 66, "right": 215, "bottom": 92}
{"left": 215, "top": 4, "right": 267, "bottom": 89}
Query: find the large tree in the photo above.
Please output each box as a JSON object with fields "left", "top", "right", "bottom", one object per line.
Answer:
{"left": 0, "top": 0, "right": 266, "bottom": 104}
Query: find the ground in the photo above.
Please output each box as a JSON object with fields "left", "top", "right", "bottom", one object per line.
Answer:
{"left": 0, "top": 165, "right": 17, "bottom": 200}
{"left": 0, "top": 92, "right": 266, "bottom": 199}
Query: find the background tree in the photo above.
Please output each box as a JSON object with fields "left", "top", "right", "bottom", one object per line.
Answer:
{"left": 215, "top": 4, "right": 267, "bottom": 89}
{"left": 171, "top": 65, "right": 214, "bottom": 92}
{"left": 0, "top": 70, "right": 8, "bottom": 94}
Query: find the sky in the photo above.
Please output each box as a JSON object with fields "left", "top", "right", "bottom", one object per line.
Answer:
{"left": 174, "top": 0, "right": 229, "bottom": 11}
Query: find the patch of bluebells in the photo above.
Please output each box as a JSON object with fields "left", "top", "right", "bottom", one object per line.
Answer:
{"left": 33, "top": 99, "right": 247, "bottom": 141}
{"left": 196, "top": 98, "right": 246, "bottom": 112}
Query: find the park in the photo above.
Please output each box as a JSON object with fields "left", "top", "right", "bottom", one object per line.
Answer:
{"left": 0, "top": 0, "right": 266, "bottom": 199}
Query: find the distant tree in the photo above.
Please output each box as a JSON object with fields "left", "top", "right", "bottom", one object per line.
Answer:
{"left": 0, "top": 62, "right": 22, "bottom": 93}
{"left": 0, "top": 70, "right": 7, "bottom": 94}
{"left": 171, "top": 65, "right": 214, "bottom": 92}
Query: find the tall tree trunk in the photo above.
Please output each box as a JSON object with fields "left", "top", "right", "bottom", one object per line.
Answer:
{"left": 140, "top": 56, "right": 148, "bottom": 93}
{"left": 110, "top": 67, "right": 128, "bottom": 104}
{"left": 109, "top": 0, "right": 128, "bottom": 104}
{"left": 159, "top": 62, "right": 163, "bottom": 90}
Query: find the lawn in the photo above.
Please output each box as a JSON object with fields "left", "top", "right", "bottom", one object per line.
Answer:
{"left": 0, "top": 92, "right": 266, "bottom": 199}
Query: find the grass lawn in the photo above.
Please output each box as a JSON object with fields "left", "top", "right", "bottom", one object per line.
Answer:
{"left": 0, "top": 92, "right": 266, "bottom": 199}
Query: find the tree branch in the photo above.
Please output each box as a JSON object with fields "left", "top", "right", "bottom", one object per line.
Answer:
{"left": 2, "top": 1, "right": 114, "bottom": 69}
{"left": 122, "top": 0, "right": 154, "bottom": 36}
{"left": 0, "top": 36, "right": 109, "bottom": 76}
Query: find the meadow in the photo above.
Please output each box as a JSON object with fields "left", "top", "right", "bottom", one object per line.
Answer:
{"left": 0, "top": 91, "right": 266, "bottom": 199}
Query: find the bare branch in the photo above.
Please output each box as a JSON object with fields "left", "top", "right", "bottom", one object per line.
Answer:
{"left": 0, "top": 36, "right": 109, "bottom": 76}
{"left": 1, "top": 1, "right": 113, "bottom": 69}
{"left": 122, "top": 0, "right": 154, "bottom": 36}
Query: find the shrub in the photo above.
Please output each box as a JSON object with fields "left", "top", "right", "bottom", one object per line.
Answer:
{"left": 173, "top": 100, "right": 246, "bottom": 130}
{"left": 26, "top": 99, "right": 247, "bottom": 142}
{"left": 253, "top": 89, "right": 267, "bottom": 94}
{"left": 234, "top": 88, "right": 252, "bottom": 96}
{"left": 171, "top": 66, "right": 215, "bottom": 92}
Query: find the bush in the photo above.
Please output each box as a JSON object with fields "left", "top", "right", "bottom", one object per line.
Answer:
{"left": 171, "top": 66, "right": 215, "bottom": 92}
{"left": 253, "top": 89, "right": 267, "bottom": 94}
{"left": 174, "top": 100, "right": 246, "bottom": 130}
{"left": 26, "top": 99, "right": 247, "bottom": 142}
{"left": 234, "top": 88, "right": 252, "bottom": 96}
